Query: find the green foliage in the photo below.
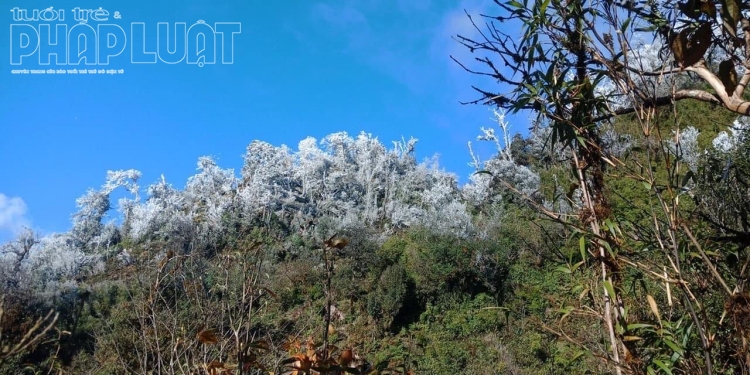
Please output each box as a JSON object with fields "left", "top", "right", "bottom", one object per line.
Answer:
{"left": 367, "top": 264, "right": 407, "bottom": 328}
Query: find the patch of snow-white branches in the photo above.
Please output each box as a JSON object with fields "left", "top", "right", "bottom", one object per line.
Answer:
{"left": 465, "top": 109, "right": 541, "bottom": 207}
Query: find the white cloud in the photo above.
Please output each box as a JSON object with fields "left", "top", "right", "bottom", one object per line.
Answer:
{"left": 0, "top": 193, "right": 30, "bottom": 235}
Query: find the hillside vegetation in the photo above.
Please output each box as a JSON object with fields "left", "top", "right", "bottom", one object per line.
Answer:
{"left": 6, "top": 0, "right": 750, "bottom": 373}
{"left": 3, "top": 104, "right": 749, "bottom": 374}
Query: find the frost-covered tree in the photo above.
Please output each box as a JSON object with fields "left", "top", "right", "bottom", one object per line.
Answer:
{"left": 71, "top": 189, "right": 110, "bottom": 250}
{"left": 28, "top": 232, "right": 99, "bottom": 297}
{"left": 697, "top": 117, "right": 750, "bottom": 250}
{"left": 351, "top": 133, "right": 388, "bottom": 224}
{"left": 713, "top": 116, "right": 749, "bottom": 153}
{"left": 71, "top": 169, "right": 140, "bottom": 252}
{"left": 239, "top": 141, "right": 296, "bottom": 221}
{"left": 184, "top": 157, "right": 238, "bottom": 248}
{"left": 59, "top": 132, "right": 476, "bottom": 253}
{"left": 465, "top": 109, "right": 541, "bottom": 207}
{"left": 667, "top": 126, "right": 702, "bottom": 172}
{"left": 415, "top": 167, "right": 472, "bottom": 236}
{"left": 125, "top": 175, "right": 192, "bottom": 246}
{"left": 0, "top": 228, "right": 38, "bottom": 285}
{"left": 243, "top": 132, "right": 471, "bottom": 236}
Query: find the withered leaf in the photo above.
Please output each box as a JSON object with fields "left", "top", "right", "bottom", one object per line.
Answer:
{"left": 719, "top": 59, "right": 738, "bottom": 96}
{"left": 647, "top": 294, "right": 661, "bottom": 323}
{"left": 330, "top": 238, "right": 349, "bottom": 250}
{"left": 700, "top": 0, "right": 716, "bottom": 18}
{"left": 197, "top": 329, "right": 219, "bottom": 345}
{"left": 670, "top": 29, "right": 688, "bottom": 66}
{"left": 721, "top": 0, "right": 741, "bottom": 38}
{"left": 282, "top": 339, "right": 301, "bottom": 352}
{"left": 675, "top": 22, "right": 712, "bottom": 68}
{"left": 339, "top": 348, "right": 353, "bottom": 366}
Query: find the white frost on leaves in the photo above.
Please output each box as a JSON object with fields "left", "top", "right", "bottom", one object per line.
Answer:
{"left": 184, "top": 157, "right": 237, "bottom": 244}
{"left": 713, "top": 116, "right": 749, "bottom": 153}
{"left": 125, "top": 175, "right": 192, "bottom": 243}
{"left": 28, "top": 233, "right": 98, "bottom": 288}
{"left": 465, "top": 108, "right": 541, "bottom": 206}
{"left": 72, "top": 169, "right": 140, "bottom": 250}
{"left": 667, "top": 126, "right": 701, "bottom": 172}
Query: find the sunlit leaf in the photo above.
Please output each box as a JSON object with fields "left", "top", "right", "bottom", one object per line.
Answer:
{"left": 647, "top": 295, "right": 661, "bottom": 324}
{"left": 623, "top": 335, "right": 643, "bottom": 341}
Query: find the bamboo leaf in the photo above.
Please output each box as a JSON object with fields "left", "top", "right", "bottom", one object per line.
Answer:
{"left": 627, "top": 323, "right": 655, "bottom": 330}
{"left": 603, "top": 280, "right": 616, "bottom": 301}
{"left": 623, "top": 335, "right": 643, "bottom": 341}
{"left": 647, "top": 294, "right": 661, "bottom": 324}
{"left": 579, "top": 235, "right": 586, "bottom": 261}
{"left": 652, "top": 359, "right": 674, "bottom": 374}
{"left": 620, "top": 17, "right": 631, "bottom": 33}
{"left": 663, "top": 338, "right": 684, "bottom": 356}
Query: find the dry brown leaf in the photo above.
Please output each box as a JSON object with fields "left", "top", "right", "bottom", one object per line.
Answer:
{"left": 197, "top": 329, "right": 219, "bottom": 345}
{"left": 339, "top": 348, "right": 353, "bottom": 366}
{"left": 700, "top": 0, "right": 716, "bottom": 18}
{"left": 647, "top": 294, "right": 661, "bottom": 326}
{"left": 719, "top": 59, "right": 738, "bottom": 96}
{"left": 683, "top": 22, "right": 712, "bottom": 67}
{"left": 293, "top": 354, "right": 312, "bottom": 372}
{"left": 670, "top": 30, "right": 688, "bottom": 66}
{"left": 672, "top": 22, "right": 712, "bottom": 68}
{"left": 330, "top": 238, "right": 349, "bottom": 249}
{"left": 721, "top": 0, "right": 741, "bottom": 38}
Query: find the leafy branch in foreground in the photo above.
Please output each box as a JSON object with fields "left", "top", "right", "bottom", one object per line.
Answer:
{"left": 457, "top": 0, "right": 750, "bottom": 373}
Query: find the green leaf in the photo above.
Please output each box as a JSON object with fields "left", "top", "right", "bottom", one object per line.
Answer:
{"left": 627, "top": 323, "right": 656, "bottom": 330}
{"left": 576, "top": 136, "right": 588, "bottom": 149}
{"left": 604, "top": 219, "right": 617, "bottom": 236}
{"left": 620, "top": 17, "right": 632, "bottom": 33}
{"left": 652, "top": 359, "right": 674, "bottom": 374}
{"left": 579, "top": 235, "right": 587, "bottom": 261}
{"left": 571, "top": 260, "right": 585, "bottom": 273}
{"left": 558, "top": 306, "right": 575, "bottom": 320}
{"left": 540, "top": 0, "right": 551, "bottom": 14}
{"left": 603, "top": 280, "right": 616, "bottom": 300}
{"left": 663, "top": 338, "right": 684, "bottom": 356}
{"left": 569, "top": 350, "right": 588, "bottom": 362}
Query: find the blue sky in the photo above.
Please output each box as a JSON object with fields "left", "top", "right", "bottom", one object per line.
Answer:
{"left": 0, "top": 0, "right": 525, "bottom": 242}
